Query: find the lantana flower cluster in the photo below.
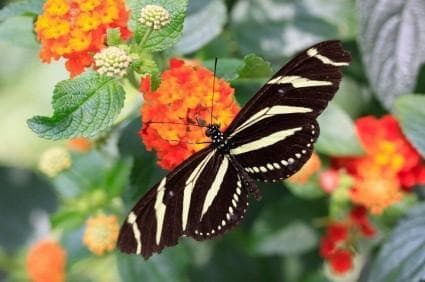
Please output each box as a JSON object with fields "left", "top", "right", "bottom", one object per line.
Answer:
{"left": 35, "top": 0, "right": 131, "bottom": 77}
{"left": 333, "top": 115, "right": 425, "bottom": 214}
{"left": 140, "top": 58, "right": 240, "bottom": 170}
{"left": 320, "top": 206, "right": 375, "bottom": 275}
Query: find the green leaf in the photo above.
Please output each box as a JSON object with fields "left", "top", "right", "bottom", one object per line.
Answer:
{"left": 27, "top": 73, "right": 126, "bottom": 140}
{"left": 106, "top": 28, "right": 122, "bottom": 46}
{"left": 255, "top": 221, "right": 318, "bottom": 256}
{"left": 230, "top": 0, "right": 354, "bottom": 59}
{"left": 204, "top": 58, "right": 243, "bottom": 81}
{"left": 0, "top": 0, "right": 43, "bottom": 22}
{"left": 0, "top": 16, "right": 37, "bottom": 47}
{"left": 129, "top": 0, "right": 188, "bottom": 52}
{"left": 315, "top": 103, "right": 364, "bottom": 156}
{"left": 394, "top": 94, "right": 425, "bottom": 158}
{"left": 358, "top": 0, "right": 425, "bottom": 108}
{"left": 174, "top": 0, "right": 227, "bottom": 54}
{"left": 237, "top": 54, "right": 273, "bottom": 79}
{"left": 204, "top": 54, "right": 272, "bottom": 81}
{"left": 367, "top": 203, "right": 425, "bottom": 282}
{"left": 116, "top": 246, "right": 190, "bottom": 282}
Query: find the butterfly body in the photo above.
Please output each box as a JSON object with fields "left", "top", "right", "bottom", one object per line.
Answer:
{"left": 118, "top": 40, "right": 352, "bottom": 258}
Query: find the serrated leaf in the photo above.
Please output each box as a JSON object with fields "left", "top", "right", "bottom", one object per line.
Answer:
{"left": 316, "top": 103, "right": 364, "bottom": 156}
{"left": 174, "top": 0, "right": 227, "bottom": 54}
{"left": 230, "top": 0, "right": 354, "bottom": 59}
{"left": 0, "top": 0, "right": 43, "bottom": 22}
{"left": 394, "top": 94, "right": 425, "bottom": 158}
{"left": 367, "top": 203, "right": 425, "bottom": 282}
{"left": 358, "top": 0, "right": 425, "bottom": 109}
{"left": 237, "top": 54, "right": 273, "bottom": 79}
{"left": 0, "top": 16, "right": 37, "bottom": 47}
{"left": 128, "top": 0, "right": 188, "bottom": 52}
{"left": 27, "top": 73, "right": 125, "bottom": 140}
{"left": 255, "top": 221, "right": 318, "bottom": 256}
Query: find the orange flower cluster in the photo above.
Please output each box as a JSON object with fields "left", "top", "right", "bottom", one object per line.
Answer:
{"left": 26, "top": 239, "right": 67, "bottom": 282}
{"left": 140, "top": 58, "right": 240, "bottom": 170}
{"left": 35, "top": 0, "right": 131, "bottom": 77}
{"left": 320, "top": 206, "right": 375, "bottom": 275}
{"left": 83, "top": 213, "right": 119, "bottom": 255}
{"left": 334, "top": 115, "right": 425, "bottom": 214}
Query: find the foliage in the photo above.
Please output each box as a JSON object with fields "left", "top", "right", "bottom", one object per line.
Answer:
{"left": 0, "top": 0, "right": 424, "bottom": 281}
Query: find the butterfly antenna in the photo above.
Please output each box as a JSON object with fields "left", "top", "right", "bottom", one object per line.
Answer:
{"left": 210, "top": 57, "right": 218, "bottom": 125}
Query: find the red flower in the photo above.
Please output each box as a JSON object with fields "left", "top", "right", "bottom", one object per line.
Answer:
{"left": 333, "top": 115, "right": 425, "bottom": 214}
{"left": 327, "top": 223, "right": 348, "bottom": 243}
{"left": 329, "top": 249, "right": 353, "bottom": 274}
{"left": 320, "top": 236, "right": 336, "bottom": 258}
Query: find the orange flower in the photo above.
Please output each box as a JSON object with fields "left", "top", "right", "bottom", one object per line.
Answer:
{"left": 83, "top": 214, "right": 119, "bottom": 255}
{"left": 333, "top": 115, "right": 424, "bottom": 213}
{"left": 140, "top": 58, "right": 240, "bottom": 170}
{"left": 350, "top": 172, "right": 403, "bottom": 214}
{"left": 35, "top": 0, "right": 131, "bottom": 77}
{"left": 288, "top": 152, "right": 321, "bottom": 184}
{"left": 67, "top": 137, "right": 92, "bottom": 152}
{"left": 26, "top": 239, "right": 67, "bottom": 282}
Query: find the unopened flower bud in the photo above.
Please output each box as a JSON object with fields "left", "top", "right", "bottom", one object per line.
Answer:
{"left": 139, "top": 4, "right": 171, "bottom": 30}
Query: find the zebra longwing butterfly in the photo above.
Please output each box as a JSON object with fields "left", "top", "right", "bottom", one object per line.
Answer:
{"left": 118, "top": 40, "right": 352, "bottom": 258}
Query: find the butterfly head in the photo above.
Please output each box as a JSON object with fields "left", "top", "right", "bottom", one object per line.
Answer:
{"left": 205, "top": 123, "right": 221, "bottom": 137}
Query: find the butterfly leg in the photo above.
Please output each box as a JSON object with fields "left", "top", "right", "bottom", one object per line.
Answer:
{"left": 227, "top": 154, "right": 262, "bottom": 200}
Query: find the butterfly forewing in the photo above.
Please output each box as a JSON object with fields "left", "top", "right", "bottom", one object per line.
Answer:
{"left": 225, "top": 40, "right": 351, "bottom": 182}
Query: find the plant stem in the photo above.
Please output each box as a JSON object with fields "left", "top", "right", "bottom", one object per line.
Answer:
{"left": 138, "top": 28, "right": 153, "bottom": 49}
{"left": 127, "top": 69, "right": 139, "bottom": 90}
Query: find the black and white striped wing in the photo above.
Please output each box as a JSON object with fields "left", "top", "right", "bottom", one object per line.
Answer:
{"left": 225, "top": 40, "right": 351, "bottom": 182}
{"left": 118, "top": 149, "right": 248, "bottom": 258}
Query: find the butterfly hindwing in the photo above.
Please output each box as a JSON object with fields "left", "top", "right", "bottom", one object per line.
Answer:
{"left": 186, "top": 155, "right": 249, "bottom": 240}
{"left": 225, "top": 40, "right": 351, "bottom": 182}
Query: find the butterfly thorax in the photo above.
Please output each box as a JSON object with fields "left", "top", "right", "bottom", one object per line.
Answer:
{"left": 205, "top": 124, "right": 230, "bottom": 153}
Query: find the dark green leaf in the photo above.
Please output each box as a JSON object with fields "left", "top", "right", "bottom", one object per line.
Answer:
{"left": 237, "top": 54, "right": 273, "bottom": 79}
{"left": 0, "top": 0, "right": 43, "bottom": 22}
{"left": 255, "top": 221, "right": 318, "bottom": 256}
{"left": 316, "top": 103, "right": 364, "bottom": 156}
{"left": 0, "top": 166, "right": 57, "bottom": 251}
{"left": 367, "top": 203, "right": 425, "bottom": 282}
{"left": 129, "top": 0, "right": 188, "bottom": 52}
{"left": 394, "top": 94, "right": 425, "bottom": 158}
{"left": 174, "top": 0, "right": 227, "bottom": 54}
{"left": 230, "top": 0, "right": 354, "bottom": 59}
{"left": 358, "top": 0, "right": 425, "bottom": 108}
{"left": 0, "top": 16, "right": 37, "bottom": 47}
{"left": 27, "top": 73, "right": 126, "bottom": 140}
